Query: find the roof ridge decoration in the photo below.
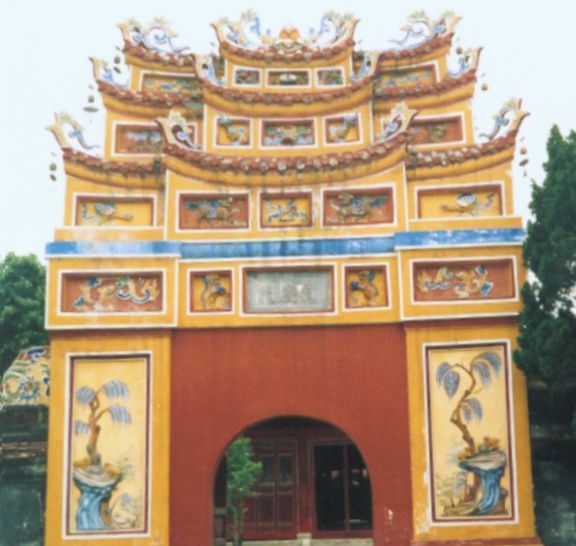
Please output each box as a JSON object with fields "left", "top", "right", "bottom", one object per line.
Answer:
{"left": 448, "top": 47, "right": 482, "bottom": 78}
{"left": 90, "top": 57, "right": 129, "bottom": 88}
{"left": 213, "top": 10, "right": 358, "bottom": 56}
{"left": 389, "top": 10, "right": 461, "bottom": 50}
{"left": 118, "top": 17, "right": 189, "bottom": 54}
{"left": 157, "top": 111, "right": 200, "bottom": 151}
{"left": 47, "top": 112, "right": 100, "bottom": 152}
{"left": 480, "top": 98, "right": 529, "bottom": 140}
{"left": 377, "top": 102, "right": 418, "bottom": 142}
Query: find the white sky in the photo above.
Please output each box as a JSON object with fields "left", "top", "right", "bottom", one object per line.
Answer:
{"left": 1, "top": 0, "right": 575, "bottom": 260}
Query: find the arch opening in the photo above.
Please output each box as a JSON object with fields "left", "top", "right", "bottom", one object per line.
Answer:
{"left": 213, "top": 416, "right": 373, "bottom": 546}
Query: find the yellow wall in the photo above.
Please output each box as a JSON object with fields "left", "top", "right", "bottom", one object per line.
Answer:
{"left": 405, "top": 322, "right": 537, "bottom": 542}
{"left": 44, "top": 332, "right": 171, "bottom": 546}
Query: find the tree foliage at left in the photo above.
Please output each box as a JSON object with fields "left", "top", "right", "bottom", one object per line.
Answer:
{"left": 0, "top": 253, "right": 48, "bottom": 376}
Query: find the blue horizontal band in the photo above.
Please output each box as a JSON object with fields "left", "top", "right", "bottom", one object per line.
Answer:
{"left": 45, "top": 229, "right": 525, "bottom": 259}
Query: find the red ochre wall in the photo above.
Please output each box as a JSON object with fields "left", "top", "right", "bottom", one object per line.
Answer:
{"left": 170, "top": 324, "right": 412, "bottom": 546}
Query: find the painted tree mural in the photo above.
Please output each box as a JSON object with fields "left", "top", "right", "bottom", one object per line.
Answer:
{"left": 73, "top": 380, "right": 132, "bottom": 531}
{"left": 435, "top": 350, "right": 508, "bottom": 517}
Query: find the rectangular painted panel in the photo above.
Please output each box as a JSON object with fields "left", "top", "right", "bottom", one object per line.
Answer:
{"left": 234, "top": 68, "right": 260, "bottom": 86}
{"left": 417, "top": 186, "right": 503, "bottom": 219}
{"left": 114, "top": 125, "right": 163, "bottom": 154}
{"left": 425, "top": 343, "right": 515, "bottom": 522}
{"left": 316, "top": 68, "right": 344, "bottom": 86}
{"left": 260, "top": 192, "right": 312, "bottom": 228}
{"left": 61, "top": 273, "right": 163, "bottom": 313}
{"left": 189, "top": 271, "right": 233, "bottom": 312}
{"left": 142, "top": 74, "right": 198, "bottom": 93}
{"left": 377, "top": 64, "right": 436, "bottom": 89}
{"left": 325, "top": 114, "right": 360, "bottom": 144}
{"left": 262, "top": 121, "right": 314, "bottom": 147}
{"left": 216, "top": 117, "right": 251, "bottom": 146}
{"left": 75, "top": 197, "right": 155, "bottom": 227}
{"left": 267, "top": 70, "right": 310, "bottom": 86}
{"left": 409, "top": 117, "right": 463, "bottom": 145}
{"left": 344, "top": 266, "right": 388, "bottom": 309}
{"left": 413, "top": 259, "right": 515, "bottom": 302}
{"left": 244, "top": 268, "right": 333, "bottom": 313}
{"left": 179, "top": 194, "right": 249, "bottom": 230}
{"left": 66, "top": 355, "right": 150, "bottom": 536}
{"left": 323, "top": 188, "right": 394, "bottom": 226}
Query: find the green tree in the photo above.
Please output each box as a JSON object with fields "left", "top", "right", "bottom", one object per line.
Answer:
{"left": 226, "top": 436, "right": 262, "bottom": 546}
{"left": 514, "top": 126, "right": 576, "bottom": 429}
{"left": 0, "top": 254, "right": 48, "bottom": 376}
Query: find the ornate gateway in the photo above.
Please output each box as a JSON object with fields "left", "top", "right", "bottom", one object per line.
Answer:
{"left": 44, "top": 10, "right": 541, "bottom": 546}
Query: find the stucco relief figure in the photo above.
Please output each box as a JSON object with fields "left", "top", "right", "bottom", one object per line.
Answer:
{"left": 430, "top": 347, "right": 512, "bottom": 519}
{"left": 81, "top": 202, "right": 134, "bottom": 226}
{"left": 262, "top": 122, "right": 314, "bottom": 146}
{"left": 346, "top": 269, "right": 387, "bottom": 308}
{"left": 184, "top": 197, "right": 248, "bottom": 228}
{"left": 194, "top": 273, "right": 232, "bottom": 312}
{"left": 325, "top": 191, "right": 390, "bottom": 225}
{"left": 263, "top": 196, "right": 309, "bottom": 227}
{"left": 441, "top": 192, "right": 495, "bottom": 217}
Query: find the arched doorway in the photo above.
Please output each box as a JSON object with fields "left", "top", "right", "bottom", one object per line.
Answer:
{"left": 214, "top": 416, "right": 373, "bottom": 545}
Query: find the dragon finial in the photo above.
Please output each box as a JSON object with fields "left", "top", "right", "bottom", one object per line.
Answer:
{"left": 376, "top": 102, "right": 418, "bottom": 142}
{"left": 480, "top": 98, "right": 529, "bottom": 140}
{"left": 448, "top": 47, "right": 483, "bottom": 78}
{"left": 46, "top": 112, "right": 99, "bottom": 151}
{"left": 391, "top": 10, "right": 461, "bottom": 49}
{"left": 157, "top": 110, "right": 199, "bottom": 150}
{"left": 118, "top": 17, "right": 188, "bottom": 54}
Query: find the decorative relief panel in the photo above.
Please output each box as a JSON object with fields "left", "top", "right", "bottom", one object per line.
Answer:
{"left": 114, "top": 125, "right": 164, "bottom": 154}
{"left": 234, "top": 68, "right": 261, "bottom": 86}
{"left": 67, "top": 355, "right": 150, "bottom": 535}
{"left": 323, "top": 188, "right": 394, "bottom": 226}
{"left": 426, "top": 343, "right": 515, "bottom": 522}
{"left": 377, "top": 64, "right": 436, "bottom": 89}
{"left": 142, "top": 74, "right": 198, "bottom": 93}
{"left": 413, "top": 259, "right": 515, "bottom": 302}
{"left": 408, "top": 116, "right": 463, "bottom": 146}
{"left": 316, "top": 68, "right": 344, "bottom": 87}
{"left": 344, "top": 266, "right": 389, "bottom": 309}
{"left": 244, "top": 267, "right": 333, "bottom": 314}
{"left": 262, "top": 120, "right": 314, "bottom": 147}
{"left": 75, "top": 197, "right": 155, "bottom": 227}
{"left": 325, "top": 113, "right": 360, "bottom": 144}
{"left": 260, "top": 192, "right": 312, "bottom": 228}
{"left": 417, "top": 186, "right": 503, "bottom": 219}
{"left": 61, "top": 273, "right": 163, "bottom": 313}
{"left": 189, "top": 271, "right": 233, "bottom": 313}
{"left": 267, "top": 69, "right": 310, "bottom": 87}
{"left": 216, "top": 117, "right": 251, "bottom": 147}
{"left": 179, "top": 194, "right": 249, "bottom": 230}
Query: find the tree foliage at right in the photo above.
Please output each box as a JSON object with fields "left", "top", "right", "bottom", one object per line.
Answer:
{"left": 515, "top": 126, "right": 576, "bottom": 429}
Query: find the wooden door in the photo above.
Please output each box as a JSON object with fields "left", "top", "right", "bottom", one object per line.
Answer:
{"left": 244, "top": 440, "right": 298, "bottom": 539}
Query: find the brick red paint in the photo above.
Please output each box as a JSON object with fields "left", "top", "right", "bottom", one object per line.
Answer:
{"left": 170, "top": 324, "right": 412, "bottom": 546}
